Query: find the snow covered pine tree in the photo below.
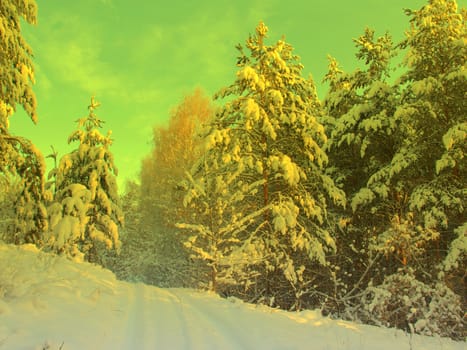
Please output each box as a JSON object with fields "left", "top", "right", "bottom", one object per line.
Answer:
{"left": 323, "top": 0, "right": 466, "bottom": 338}
{"left": 179, "top": 22, "right": 345, "bottom": 309}
{"left": 46, "top": 97, "right": 123, "bottom": 262}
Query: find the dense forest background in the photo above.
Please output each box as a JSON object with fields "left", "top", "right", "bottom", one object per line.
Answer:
{"left": 0, "top": 0, "right": 465, "bottom": 340}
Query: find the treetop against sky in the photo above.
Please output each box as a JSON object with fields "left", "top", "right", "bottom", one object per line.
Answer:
{"left": 11, "top": 0, "right": 430, "bottom": 188}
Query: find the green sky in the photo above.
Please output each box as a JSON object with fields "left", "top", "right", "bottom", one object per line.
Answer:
{"left": 11, "top": 0, "right": 434, "bottom": 190}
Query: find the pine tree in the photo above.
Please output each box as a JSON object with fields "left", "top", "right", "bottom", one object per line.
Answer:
{"left": 323, "top": 0, "right": 466, "bottom": 336}
{"left": 0, "top": 0, "right": 47, "bottom": 244}
{"left": 180, "top": 22, "right": 344, "bottom": 308}
{"left": 46, "top": 97, "right": 123, "bottom": 262}
{"left": 323, "top": 29, "right": 397, "bottom": 200}
{"left": 178, "top": 157, "right": 267, "bottom": 292}
{"left": 398, "top": 0, "right": 466, "bottom": 275}
{"left": 322, "top": 29, "right": 401, "bottom": 303}
{"left": 325, "top": 0, "right": 465, "bottom": 274}
{"left": 397, "top": 1, "right": 466, "bottom": 319}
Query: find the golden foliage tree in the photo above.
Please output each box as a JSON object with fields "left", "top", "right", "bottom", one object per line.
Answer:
{"left": 141, "top": 88, "right": 213, "bottom": 229}
{"left": 136, "top": 88, "right": 214, "bottom": 286}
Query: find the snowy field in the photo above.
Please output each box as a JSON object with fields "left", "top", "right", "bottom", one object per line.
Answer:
{"left": 0, "top": 243, "right": 464, "bottom": 350}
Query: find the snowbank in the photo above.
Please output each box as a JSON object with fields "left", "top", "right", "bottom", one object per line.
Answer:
{"left": 0, "top": 243, "right": 464, "bottom": 349}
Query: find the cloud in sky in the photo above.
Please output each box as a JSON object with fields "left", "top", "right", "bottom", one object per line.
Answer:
{"left": 13, "top": 0, "right": 428, "bottom": 187}
{"left": 31, "top": 0, "right": 278, "bottom": 110}
{"left": 126, "top": 1, "right": 278, "bottom": 90}
{"left": 32, "top": 15, "right": 116, "bottom": 92}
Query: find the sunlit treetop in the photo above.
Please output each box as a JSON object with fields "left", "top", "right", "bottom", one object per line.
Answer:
{"left": 0, "top": 0, "right": 38, "bottom": 133}
{"left": 401, "top": 0, "right": 466, "bottom": 78}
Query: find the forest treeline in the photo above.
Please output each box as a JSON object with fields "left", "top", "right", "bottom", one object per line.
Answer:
{"left": 0, "top": 0, "right": 465, "bottom": 340}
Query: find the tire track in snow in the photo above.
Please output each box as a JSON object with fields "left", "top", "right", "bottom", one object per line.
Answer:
{"left": 120, "top": 284, "right": 193, "bottom": 349}
{"left": 170, "top": 290, "right": 253, "bottom": 350}
{"left": 120, "top": 282, "right": 145, "bottom": 349}
{"left": 150, "top": 287, "right": 192, "bottom": 349}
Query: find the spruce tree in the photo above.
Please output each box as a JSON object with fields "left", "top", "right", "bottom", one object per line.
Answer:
{"left": 0, "top": 0, "right": 38, "bottom": 130}
{"left": 0, "top": 0, "right": 47, "bottom": 244}
{"left": 47, "top": 98, "right": 123, "bottom": 262}
{"left": 180, "top": 22, "right": 344, "bottom": 308}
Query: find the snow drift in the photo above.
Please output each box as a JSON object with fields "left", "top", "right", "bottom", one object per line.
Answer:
{"left": 0, "top": 243, "right": 464, "bottom": 349}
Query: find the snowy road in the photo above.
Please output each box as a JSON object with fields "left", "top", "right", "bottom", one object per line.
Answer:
{"left": 0, "top": 243, "right": 464, "bottom": 350}
{"left": 120, "top": 285, "right": 193, "bottom": 349}
{"left": 123, "top": 287, "right": 252, "bottom": 350}
{"left": 116, "top": 284, "right": 296, "bottom": 350}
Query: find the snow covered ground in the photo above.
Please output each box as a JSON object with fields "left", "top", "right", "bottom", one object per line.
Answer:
{"left": 0, "top": 243, "right": 464, "bottom": 350}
